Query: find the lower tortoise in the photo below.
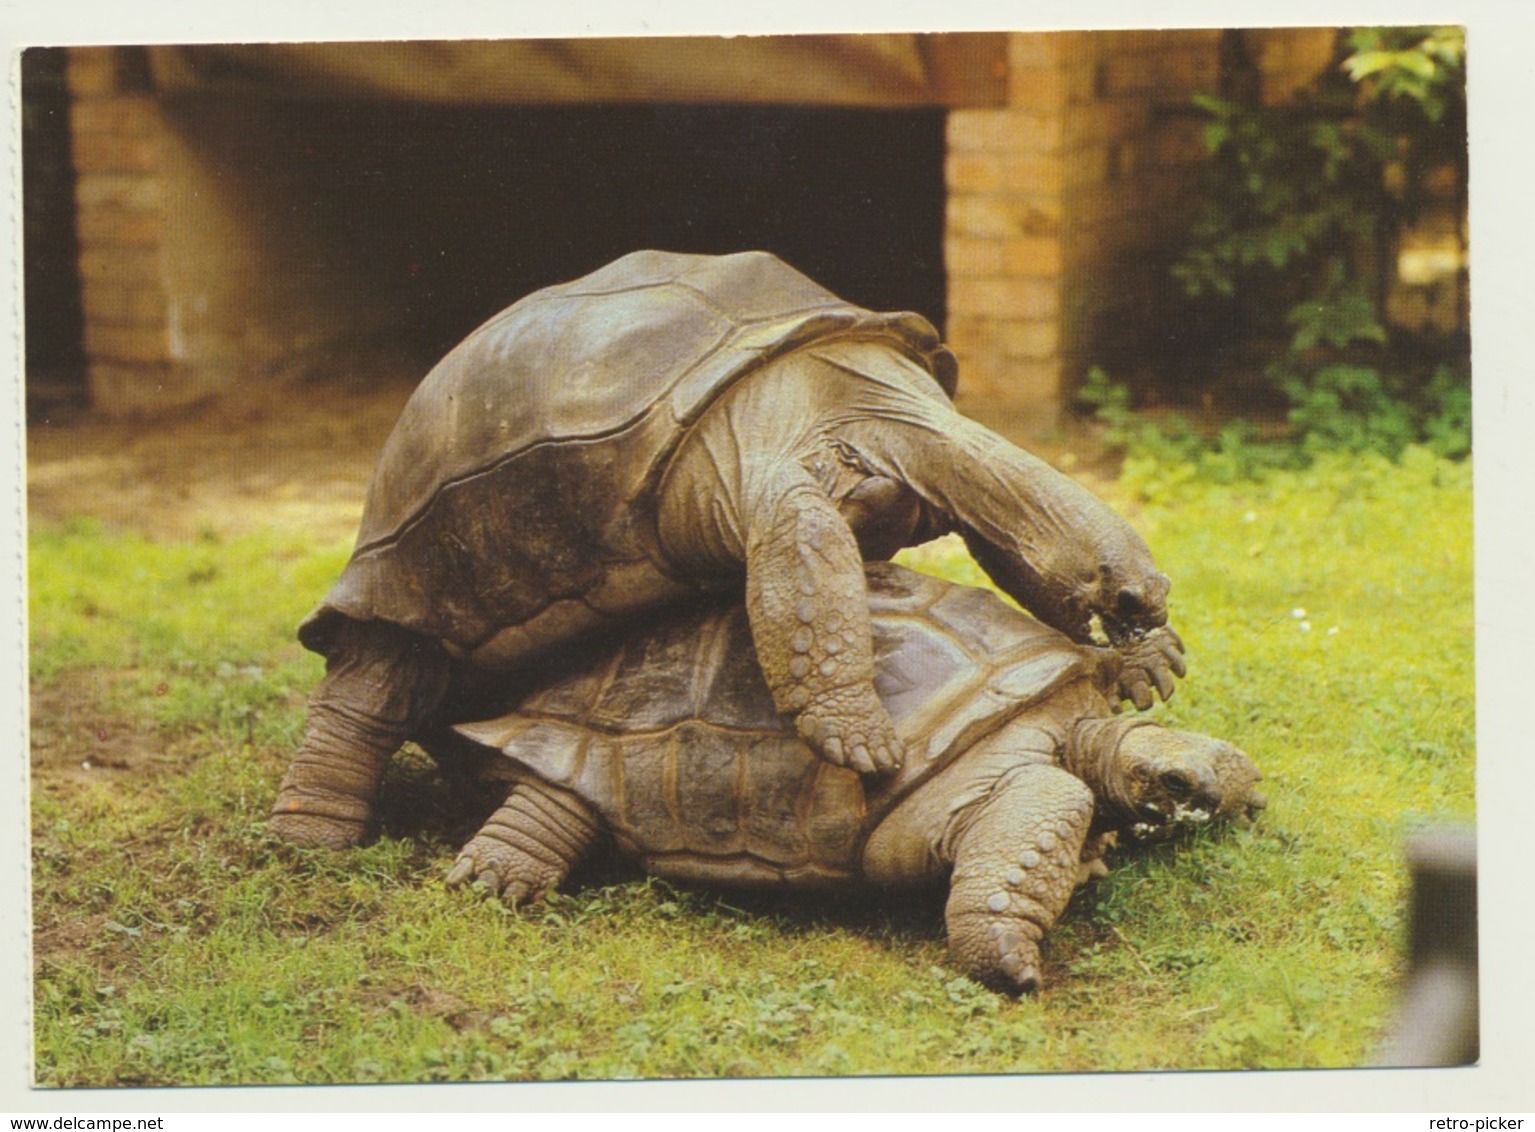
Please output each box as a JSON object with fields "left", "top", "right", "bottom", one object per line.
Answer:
{"left": 449, "top": 564, "right": 1264, "bottom": 994}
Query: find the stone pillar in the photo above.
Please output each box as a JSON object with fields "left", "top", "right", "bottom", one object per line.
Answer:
{"left": 66, "top": 47, "right": 200, "bottom": 414}
{"left": 1056, "top": 30, "right": 1221, "bottom": 389}
{"left": 944, "top": 30, "right": 1234, "bottom": 418}
{"left": 943, "top": 34, "right": 1067, "bottom": 414}
{"left": 1250, "top": 27, "right": 1341, "bottom": 105}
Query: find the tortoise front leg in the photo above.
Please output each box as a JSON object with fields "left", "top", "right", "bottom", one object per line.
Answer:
{"left": 941, "top": 763, "right": 1096, "bottom": 994}
{"left": 446, "top": 777, "right": 602, "bottom": 906}
{"left": 270, "top": 620, "right": 449, "bottom": 849}
{"left": 743, "top": 466, "right": 902, "bottom": 775}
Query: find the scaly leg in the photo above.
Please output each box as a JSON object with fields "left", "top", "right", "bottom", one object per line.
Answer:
{"left": 446, "top": 776, "right": 602, "bottom": 906}
{"left": 942, "top": 762, "right": 1096, "bottom": 994}
{"left": 744, "top": 468, "right": 902, "bottom": 775}
{"left": 270, "top": 620, "right": 449, "bottom": 849}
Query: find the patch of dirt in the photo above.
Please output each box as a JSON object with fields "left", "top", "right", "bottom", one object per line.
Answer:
{"left": 29, "top": 668, "right": 174, "bottom": 792}
{"left": 31, "top": 911, "right": 122, "bottom": 976}
{"left": 27, "top": 378, "right": 418, "bottom": 545}
{"left": 354, "top": 982, "right": 490, "bottom": 1033}
{"left": 26, "top": 377, "right": 1115, "bottom": 547}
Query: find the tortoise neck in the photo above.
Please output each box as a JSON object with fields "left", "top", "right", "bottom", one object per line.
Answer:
{"left": 1067, "top": 716, "right": 1159, "bottom": 816}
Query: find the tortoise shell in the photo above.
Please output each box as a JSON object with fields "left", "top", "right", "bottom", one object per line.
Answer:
{"left": 300, "top": 251, "right": 957, "bottom": 658}
{"left": 456, "top": 563, "right": 1108, "bottom": 886}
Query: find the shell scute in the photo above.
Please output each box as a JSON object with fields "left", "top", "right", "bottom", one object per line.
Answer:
{"left": 869, "top": 613, "right": 976, "bottom": 733}
{"left": 739, "top": 734, "right": 819, "bottom": 860}
{"left": 927, "top": 582, "right": 1034, "bottom": 658}
{"left": 674, "top": 722, "right": 748, "bottom": 850}
{"left": 480, "top": 720, "right": 586, "bottom": 790}
{"left": 695, "top": 609, "right": 783, "bottom": 732}
{"left": 615, "top": 740, "right": 681, "bottom": 853}
{"left": 585, "top": 620, "right": 706, "bottom": 733}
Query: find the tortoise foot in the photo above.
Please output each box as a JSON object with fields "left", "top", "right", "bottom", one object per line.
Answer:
{"left": 960, "top": 926, "right": 1045, "bottom": 997}
{"left": 447, "top": 782, "right": 599, "bottom": 908}
{"left": 796, "top": 683, "right": 904, "bottom": 774}
{"left": 268, "top": 798, "right": 371, "bottom": 849}
{"left": 445, "top": 836, "right": 554, "bottom": 908}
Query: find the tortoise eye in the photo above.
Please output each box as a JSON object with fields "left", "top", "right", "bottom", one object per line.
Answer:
{"left": 1159, "top": 771, "right": 1193, "bottom": 800}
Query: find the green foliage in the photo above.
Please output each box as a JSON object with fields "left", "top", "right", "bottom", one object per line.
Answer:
{"left": 30, "top": 465, "right": 1473, "bottom": 1082}
{"left": 1419, "top": 365, "right": 1472, "bottom": 459}
{"left": 1285, "top": 271, "right": 1386, "bottom": 355}
{"left": 1162, "top": 26, "right": 1468, "bottom": 456}
{"left": 1171, "top": 91, "right": 1395, "bottom": 309}
{"left": 1077, "top": 368, "right": 1296, "bottom": 495}
{"left": 1280, "top": 362, "right": 1469, "bottom": 461}
{"left": 1343, "top": 27, "right": 1467, "bottom": 125}
{"left": 1079, "top": 357, "right": 1470, "bottom": 488}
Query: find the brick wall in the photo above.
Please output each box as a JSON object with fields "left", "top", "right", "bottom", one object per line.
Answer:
{"left": 1057, "top": 29, "right": 1220, "bottom": 391}
{"left": 66, "top": 48, "right": 194, "bottom": 413}
{"left": 1250, "top": 27, "right": 1340, "bottom": 104}
{"left": 942, "top": 28, "right": 1337, "bottom": 413}
{"left": 63, "top": 49, "right": 433, "bottom": 414}
{"left": 944, "top": 94, "right": 1066, "bottom": 412}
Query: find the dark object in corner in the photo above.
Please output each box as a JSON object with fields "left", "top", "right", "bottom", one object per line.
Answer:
{"left": 1377, "top": 828, "right": 1478, "bottom": 1067}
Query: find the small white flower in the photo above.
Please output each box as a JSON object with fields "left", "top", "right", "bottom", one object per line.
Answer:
{"left": 1243, "top": 511, "right": 1258, "bottom": 523}
{"left": 1291, "top": 607, "right": 1307, "bottom": 619}
{"left": 1299, "top": 620, "right": 1312, "bottom": 632}
{"left": 1327, "top": 626, "right": 1339, "bottom": 636}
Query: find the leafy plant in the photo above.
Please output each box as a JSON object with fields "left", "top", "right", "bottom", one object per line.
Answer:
{"left": 1158, "top": 26, "right": 1468, "bottom": 457}
{"left": 1343, "top": 27, "right": 1467, "bottom": 128}
{"left": 1076, "top": 367, "right": 1296, "bottom": 492}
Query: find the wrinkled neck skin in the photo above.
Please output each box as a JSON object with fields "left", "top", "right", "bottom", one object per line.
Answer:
{"left": 656, "top": 345, "right": 932, "bottom": 572}
{"left": 658, "top": 337, "right": 1168, "bottom": 648}
{"left": 807, "top": 340, "right": 1165, "bottom": 645}
{"left": 1063, "top": 716, "right": 1159, "bottom": 821}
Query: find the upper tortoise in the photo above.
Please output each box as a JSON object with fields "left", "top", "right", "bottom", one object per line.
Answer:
{"left": 272, "top": 250, "right": 1186, "bottom": 849}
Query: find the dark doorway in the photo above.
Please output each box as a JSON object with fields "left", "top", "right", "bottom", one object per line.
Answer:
{"left": 22, "top": 48, "right": 88, "bottom": 416}
{"left": 164, "top": 96, "right": 949, "bottom": 370}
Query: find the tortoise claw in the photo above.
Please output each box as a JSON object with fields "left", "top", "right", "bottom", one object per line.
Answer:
{"left": 998, "top": 951, "right": 1042, "bottom": 997}
{"left": 1113, "top": 625, "right": 1186, "bottom": 710}
{"left": 444, "top": 851, "right": 545, "bottom": 910}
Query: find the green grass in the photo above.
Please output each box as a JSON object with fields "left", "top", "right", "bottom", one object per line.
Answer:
{"left": 28, "top": 448, "right": 1473, "bottom": 1084}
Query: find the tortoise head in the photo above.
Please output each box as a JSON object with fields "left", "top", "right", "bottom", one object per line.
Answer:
{"left": 1073, "top": 719, "right": 1266, "bottom": 837}
{"left": 964, "top": 518, "right": 1171, "bottom": 648}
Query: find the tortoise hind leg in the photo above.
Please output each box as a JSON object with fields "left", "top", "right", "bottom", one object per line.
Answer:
{"left": 270, "top": 620, "right": 450, "bottom": 849}
{"left": 446, "top": 777, "right": 602, "bottom": 906}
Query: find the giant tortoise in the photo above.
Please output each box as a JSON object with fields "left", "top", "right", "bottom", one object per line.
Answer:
{"left": 447, "top": 563, "right": 1263, "bottom": 994}
{"left": 272, "top": 250, "right": 1185, "bottom": 850}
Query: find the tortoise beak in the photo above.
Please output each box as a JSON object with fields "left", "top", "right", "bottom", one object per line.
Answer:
{"left": 1107, "top": 577, "right": 1170, "bottom": 638}
{"left": 1098, "top": 613, "right": 1140, "bottom": 648}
